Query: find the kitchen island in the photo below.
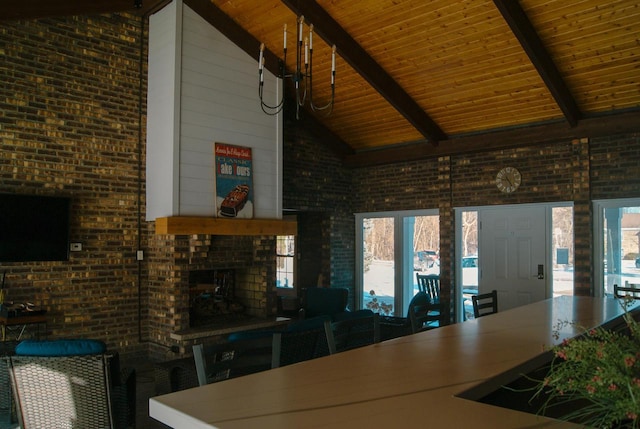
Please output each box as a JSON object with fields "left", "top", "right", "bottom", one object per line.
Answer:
{"left": 150, "top": 296, "right": 634, "bottom": 428}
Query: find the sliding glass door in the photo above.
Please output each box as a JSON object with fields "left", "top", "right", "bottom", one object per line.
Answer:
{"left": 594, "top": 198, "right": 640, "bottom": 296}
{"left": 361, "top": 216, "right": 395, "bottom": 314}
{"left": 356, "top": 210, "right": 439, "bottom": 317}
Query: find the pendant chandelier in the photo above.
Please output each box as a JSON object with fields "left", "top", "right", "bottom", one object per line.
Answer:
{"left": 258, "top": 16, "right": 336, "bottom": 119}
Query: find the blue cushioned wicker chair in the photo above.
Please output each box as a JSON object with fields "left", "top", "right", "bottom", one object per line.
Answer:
{"left": 6, "top": 339, "right": 135, "bottom": 429}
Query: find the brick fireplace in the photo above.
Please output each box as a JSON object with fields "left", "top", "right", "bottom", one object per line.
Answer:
{"left": 189, "top": 269, "right": 246, "bottom": 328}
{"left": 147, "top": 230, "right": 278, "bottom": 360}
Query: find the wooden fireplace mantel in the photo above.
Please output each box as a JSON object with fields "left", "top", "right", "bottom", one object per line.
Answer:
{"left": 154, "top": 216, "right": 297, "bottom": 236}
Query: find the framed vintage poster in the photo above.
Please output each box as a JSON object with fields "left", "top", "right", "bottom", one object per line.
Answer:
{"left": 214, "top": 143, "right": 254, "bottom": 218}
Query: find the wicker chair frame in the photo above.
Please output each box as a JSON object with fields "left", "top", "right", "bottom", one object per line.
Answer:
{"left": 7, "top": 353, "right": 134, "bottom": 429}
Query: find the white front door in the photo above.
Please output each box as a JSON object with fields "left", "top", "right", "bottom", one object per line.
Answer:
{"left": 479, "top": 205, "right": 548, "bottom": 312}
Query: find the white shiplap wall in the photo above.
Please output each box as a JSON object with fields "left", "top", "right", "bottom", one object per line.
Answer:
{"left": 146, "top": 0, "right": 282, "bottom": 220}
{"left": 146, "top": 0, "right": 182, "bottom": 220}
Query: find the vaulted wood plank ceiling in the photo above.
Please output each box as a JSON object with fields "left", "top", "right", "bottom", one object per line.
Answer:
{"left": 3, "top": 0, "right": 640, "bottom": 167}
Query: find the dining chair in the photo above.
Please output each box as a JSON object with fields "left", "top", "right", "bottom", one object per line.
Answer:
{"left": 416, "top": 274, "right": 440, "bottom": 304}
{"left": 277, "top": 316, "right": 331, "bottom": 365}
{"left": 614, "top": 282, "right": 640, "bottom": 300}
{"left": 193, "top": 321, "right": 330, "bottom": 386}
{"left": 193, "top": 335, "right": 275, "bottom": 386}
{"left": 379, "top": 314, "right": 412, "bottom": 340}
{"left": 408, "top": 292, "right": 440, "bottom": 333}
{"left": 472, "top": 290, "right": 498, "bottom": 318}
{"left": 324, "top": 310, "right": 380, "bottom": 354}
{"left": 232, "top": 316, "right": 331, "bottom": 361}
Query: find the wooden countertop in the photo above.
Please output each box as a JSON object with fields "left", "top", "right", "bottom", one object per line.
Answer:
{"left": 150, "top": 296, "right": 633, "bottom": 428}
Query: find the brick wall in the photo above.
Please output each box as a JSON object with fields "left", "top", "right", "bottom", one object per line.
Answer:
{"left": 590, "top": 134, "right": 640, "bottom": 200}
{"left": 0, "top": 14, "right": 149, "bottom": 360}
{"left": 351, "top": 136, "right": 640, "bottom": 320}
{"left": 282, "top": 105, "right": 355, "bottom": 302}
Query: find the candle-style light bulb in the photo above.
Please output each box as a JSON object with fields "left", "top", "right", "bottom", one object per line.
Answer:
{"left": 331, "top": 45, "right": 336, "bottom": 85}
{"left": 304, "top": 37, "right": 309, "bottom": 66}
{"left": 283, "top": 24, "right": 287, "bottom": 51}
{"left": 298, "top": 16, "right": 304, "bottom": 43}
{"left": 309, "top": 24, "right": 313, "bottom": 51}
{"left": 259, "top": 43, "right": 264, "bottom": 71}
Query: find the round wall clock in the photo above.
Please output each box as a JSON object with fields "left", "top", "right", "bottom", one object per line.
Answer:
{"left": 495, "top": 167, "right": 521, "bottom": 193}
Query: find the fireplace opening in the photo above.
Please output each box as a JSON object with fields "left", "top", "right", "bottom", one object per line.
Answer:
{"left": 189, "top": 269, "right": 247, "bottom": 327}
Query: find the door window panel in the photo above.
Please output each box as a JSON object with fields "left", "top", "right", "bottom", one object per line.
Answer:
{"left": 460, "top": 210, "right": 478, "bottom": 320}
{"left": 552, "top": 206, "right": 574, "bottom": 297}
{"left": 362, "top": 217, "right": 395, "bottom": 315}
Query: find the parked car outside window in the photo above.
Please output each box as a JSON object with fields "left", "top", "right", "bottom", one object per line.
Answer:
{"left": 413, "top": 250, "right": 439, "bottom": 271}
{"left": 462, "top": 255, "right": 478, "bottom": 268}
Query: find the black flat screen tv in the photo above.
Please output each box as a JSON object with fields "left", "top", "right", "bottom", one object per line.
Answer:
{"left": 0, "top": 193, "right": 71, "bottom": 262}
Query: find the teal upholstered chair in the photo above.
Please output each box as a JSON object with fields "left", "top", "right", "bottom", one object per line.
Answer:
{"left": 299, "top": 287, "right": 349, "bottom": 320}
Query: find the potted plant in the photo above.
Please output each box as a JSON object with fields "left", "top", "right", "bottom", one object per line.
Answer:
{"left": 530, "top": 299, "right": 640, "bottom": 428}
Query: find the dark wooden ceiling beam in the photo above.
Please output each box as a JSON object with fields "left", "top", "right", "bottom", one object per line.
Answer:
{"left": 343, "top": 110, "right": 640, "bottom": 168}
{"left": 280, "top": 0, "right": 446, "bottom": 144}
{"left": 493, "top": 0, "right": 581, "bottom": 127}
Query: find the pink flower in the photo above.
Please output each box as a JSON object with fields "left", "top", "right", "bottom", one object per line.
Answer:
{"left": 556, "top": 350, "right": 567, "bottom": 360}
{"left": 608, "top": 383, "right": 617, "bottom": 391}
{"left": 586, "top": 384, "right": 596, "bottom": 394}
{"left": 624, "top": 356, "right": 636, "bottom": 367}
{"left": 626, "top": 412, "right": 638, "bottom": 420}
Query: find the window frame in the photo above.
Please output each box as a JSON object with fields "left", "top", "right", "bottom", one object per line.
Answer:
{"left": 593, "top": 198, "right": 640, "bottom": 298}
{"left": 276, "top": 234, "right": 296, "bottom": 291}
